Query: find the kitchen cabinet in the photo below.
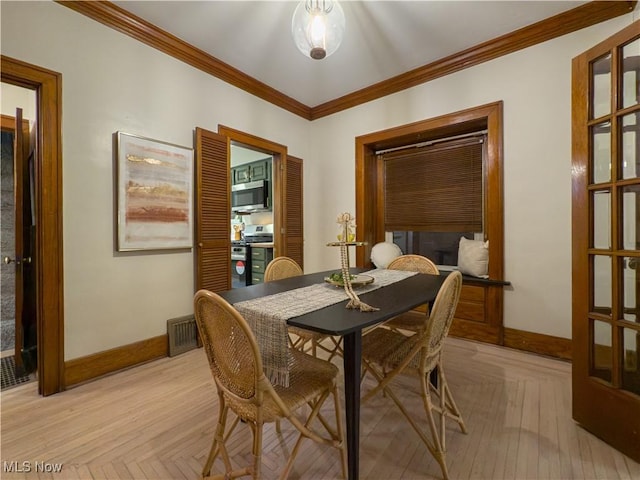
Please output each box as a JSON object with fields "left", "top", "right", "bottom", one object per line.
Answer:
{"left": 233, "top": 165, "right": 251, "bottom": 184}
{"left": 232, "top": 159, "right": 271, "bottom": 185}
{"left": 249, "top": 246, "right": 274, "bottom": 285}
{"left": 248, "top": 160, "right": 270, "bottom": 181}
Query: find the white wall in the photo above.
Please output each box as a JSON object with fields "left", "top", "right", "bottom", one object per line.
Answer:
{"left": 1, "top": 1, "right": 310, "bottom": 360}
{"left": 1, "top": 1, "right": 637, "bottom": 357}
{"left": 303, "top": 13, "right": 638, "bottom": 339}
{"left": 1, "top": 83, "right": 37, "bottom": 122}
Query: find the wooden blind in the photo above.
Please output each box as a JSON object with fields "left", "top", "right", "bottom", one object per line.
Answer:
{"left": 383, "top": 136, "right": 484, "bottom": 232}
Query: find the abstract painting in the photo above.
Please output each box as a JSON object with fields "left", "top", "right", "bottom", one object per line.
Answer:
{"left": 116, "top": 132, "right": 193, "bottom": 251}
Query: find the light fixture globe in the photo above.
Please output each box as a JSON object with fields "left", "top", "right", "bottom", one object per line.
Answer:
{"left": 291, "top": 0, "right": 345, "bottom": 60}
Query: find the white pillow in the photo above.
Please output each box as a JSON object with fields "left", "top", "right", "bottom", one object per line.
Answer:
{"left": 370, "top": 242, "right": 402, "bottom": 268}
{"left": 457, "top": 237, "right": 489, "bottom": 278}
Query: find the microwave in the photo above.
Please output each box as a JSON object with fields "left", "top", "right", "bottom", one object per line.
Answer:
{"left": 231, "top": 180, "right": 270, "bottom": 212}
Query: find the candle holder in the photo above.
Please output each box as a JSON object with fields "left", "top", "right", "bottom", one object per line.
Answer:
{"left": 327, "top": 213, "right": 378, "bottom": 312}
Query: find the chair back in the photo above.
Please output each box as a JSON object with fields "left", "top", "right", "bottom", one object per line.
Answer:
{"left": 264, "top": 256, "right": 303, "bottom": 282}
{"left": 387, "top": 254, "right": 439, "bottom": 275}
{"left": 194, "top": 289, "right": 263, "bottom": 400}
{"left": 422, "top": 271, "right": 462, "bottom": 356}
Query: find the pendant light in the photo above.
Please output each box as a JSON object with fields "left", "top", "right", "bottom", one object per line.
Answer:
{"left": 291, "top": 0, "right": 345, "bottom": 60}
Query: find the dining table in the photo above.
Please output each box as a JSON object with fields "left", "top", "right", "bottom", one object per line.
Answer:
{"left": 218, "top": 267, "right": 446, "bottom": 480}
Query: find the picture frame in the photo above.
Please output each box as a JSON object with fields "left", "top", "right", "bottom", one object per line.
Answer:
{"left": 116, "top": 132, "right": 194, "bottom": 251}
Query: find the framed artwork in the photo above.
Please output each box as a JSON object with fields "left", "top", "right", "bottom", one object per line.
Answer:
{"left": 116, "top": 132, "right": 194, "bottom": 251}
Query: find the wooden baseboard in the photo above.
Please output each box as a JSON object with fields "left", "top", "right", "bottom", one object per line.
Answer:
{"left": 64, "top": 335, "right": 168, "bottom": 388}
{"left": 449, "top": 318, "right": 500, "bottom": 344}
{"left": 450, "top": 320, "right": 572, "bottom": 361}
{"left": 503, "top": 327, "right": 572, "bottom": 361}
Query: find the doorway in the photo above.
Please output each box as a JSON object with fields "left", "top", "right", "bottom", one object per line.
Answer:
{"left": 218, "top": 125, "right": 304, "bottom": 268}
{"left": 1, "top": 95, "right": 37, "bottom": 390}
{"left": 1, "top": 55, "right": 64, "bottom": 396}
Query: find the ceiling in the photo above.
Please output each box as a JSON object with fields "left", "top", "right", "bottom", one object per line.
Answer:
{"left": 111, "top": 1, "right": 593, "bottom": 108}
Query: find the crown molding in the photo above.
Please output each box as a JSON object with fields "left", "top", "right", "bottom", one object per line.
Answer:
{"left": 310, "top": 1, "right": 637, "bottom": 119}
{"left": 57, "top": 1, "right": 636, "bottom": 122}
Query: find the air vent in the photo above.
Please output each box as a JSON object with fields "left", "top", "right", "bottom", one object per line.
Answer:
{"left": 167, "top": 315, "right": 198, "bottom": 357}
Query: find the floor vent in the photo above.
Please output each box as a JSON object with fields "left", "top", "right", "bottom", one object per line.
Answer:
{"left": 167, "top": 315, "right": 198, "bottom": 357}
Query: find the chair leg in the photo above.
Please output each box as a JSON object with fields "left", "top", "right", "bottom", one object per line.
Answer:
{"left": 420, "top": 368, "right": 449, "bottom": 480}
{"left": 202, "top": 411, "right": 224, "bottom": 477}
{"left": 203, "top": 394, "right": 231, "bottom": 478}
{"left": 331, "top": 384, "right": 348, "bottom": 479}
{"left": 250, "top": 422, "right": 263, "bottom": 480}
{"left": 303, "top": 384, "right": 347, "bottom": 477}
{"left": 438, "top": 363, "right": 467, "bottom": 434}
{"left": 328, "top": 336, "right": 343, "bottom": 360}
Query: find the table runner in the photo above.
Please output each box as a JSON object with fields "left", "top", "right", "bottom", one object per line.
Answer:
{"left": 234, "top": 268, "right": 418, "bottom": 386}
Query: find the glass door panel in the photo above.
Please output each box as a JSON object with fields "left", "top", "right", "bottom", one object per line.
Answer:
{"left": 621, "top": 38, "right": 639, "bottom": 109}
{"left": 593, "top": 191, "right": 611, "bottom": 249}
{"left": 593, "top": 255, "right": 613, "bottom": 315}
{"left": 592, "top": 53, "right": 612, "bottom": 119}
{"left": 621, "top": 185, "right": 639, "bottom": 250}
{"left": 621, "top": 112, "right": 639, "bottom": 180}
{"left": 623, "top": 256, "right": 639, "bottom": 322}
{"left": 592, "top": 319, "right": 613, "bottom": 383}
{"left": 622, "top": 327, "right": 640, "bottom": 395}
{"left": 592, "top": 122, "right": 611, "bottom": 183}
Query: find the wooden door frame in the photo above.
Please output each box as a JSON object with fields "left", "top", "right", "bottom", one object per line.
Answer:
{"left": 1, "top": 55, "right": 64, "bottom": 396}
{"left": 354, "top": 102, "right": 505, "bottom": 344}
{"left": 354, "top": 102, "right": 504, "bottom": 276}
{"left": 217, "top": 125, "right": 288, "bottom": 258}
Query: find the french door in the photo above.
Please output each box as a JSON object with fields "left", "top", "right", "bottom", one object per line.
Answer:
{"left": 571, "top": 20, "right": 640, "bottom": 462}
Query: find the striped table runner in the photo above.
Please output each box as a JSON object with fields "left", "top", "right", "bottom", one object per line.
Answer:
{"left": 234, "top": 268, "right": 418, "bottom": 386}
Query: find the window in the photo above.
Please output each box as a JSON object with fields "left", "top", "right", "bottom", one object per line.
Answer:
{"left": 355, "top": 101, "right": 504, "bottom": 344}
{"left": 392, "top": 231, "right": 476, "bottom": 266}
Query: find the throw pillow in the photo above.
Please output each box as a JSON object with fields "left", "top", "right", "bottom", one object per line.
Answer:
{"left": 370, "top": 242, "right": 403, "bottom": 268}
{"left": 457, "top": 237, "right": 489, "bottom": 278}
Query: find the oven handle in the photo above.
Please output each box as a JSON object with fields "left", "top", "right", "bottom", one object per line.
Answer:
{"left": 231, "top": 254, "right": 247, "bottom": 261}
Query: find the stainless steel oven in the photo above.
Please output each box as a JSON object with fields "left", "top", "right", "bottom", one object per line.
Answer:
{"left": 231, "top": 245, "right": 249, "bottom": 288}
{"left": 230, "top": 225, "right": 274, "bottom": 288}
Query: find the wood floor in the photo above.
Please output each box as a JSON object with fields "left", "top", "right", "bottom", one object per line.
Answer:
{"left": 1, "top": 337, "right": 639, "bottom": 480}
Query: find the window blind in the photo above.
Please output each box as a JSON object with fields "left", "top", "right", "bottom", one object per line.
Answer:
{"left": 383, "top": 136, "right": 484, "bottom": 232}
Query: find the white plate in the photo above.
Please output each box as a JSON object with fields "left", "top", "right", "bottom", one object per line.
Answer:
{"left": 324, "top": 274, "right": 374, "bottom": 288}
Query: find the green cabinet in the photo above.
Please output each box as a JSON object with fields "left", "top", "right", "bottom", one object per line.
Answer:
{"left": 250, "top": 247, "right": 274, "bottom": 285}
{"left": 232, "top": 159, "right": 271, "bottom": 185}
{"left": 248, "top": 160, "right": 270, "bottom": 181}
{"left": 233, "top": 165, "right": 251, "bottom": 184}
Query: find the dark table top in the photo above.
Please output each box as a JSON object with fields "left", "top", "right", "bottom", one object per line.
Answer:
{"left": 217, "top": 268, "right": 445, "bottom": 336}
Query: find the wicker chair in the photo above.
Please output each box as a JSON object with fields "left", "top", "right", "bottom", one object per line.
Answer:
{"left": 194, "top": 289, "right": 347, "bottom": 480}
{"left": 264, "top": 257, "right": 342, "bottom": 360}
{"left": 382, "top": 254, "right": 440, "bottom": 334}
{"left": 361, "top": 271, "right": 467, "bottom": 480}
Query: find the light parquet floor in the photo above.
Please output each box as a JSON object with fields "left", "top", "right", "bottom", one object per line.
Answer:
{"left": 1, "top": 337, "right": 638, "bottom": 479}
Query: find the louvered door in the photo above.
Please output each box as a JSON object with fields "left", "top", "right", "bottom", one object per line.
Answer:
{"left": 195, "top": 128, "right": 230, "bottom": 292}
{"left": 283, "top": 155, "right": 304, "bottom": 268}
